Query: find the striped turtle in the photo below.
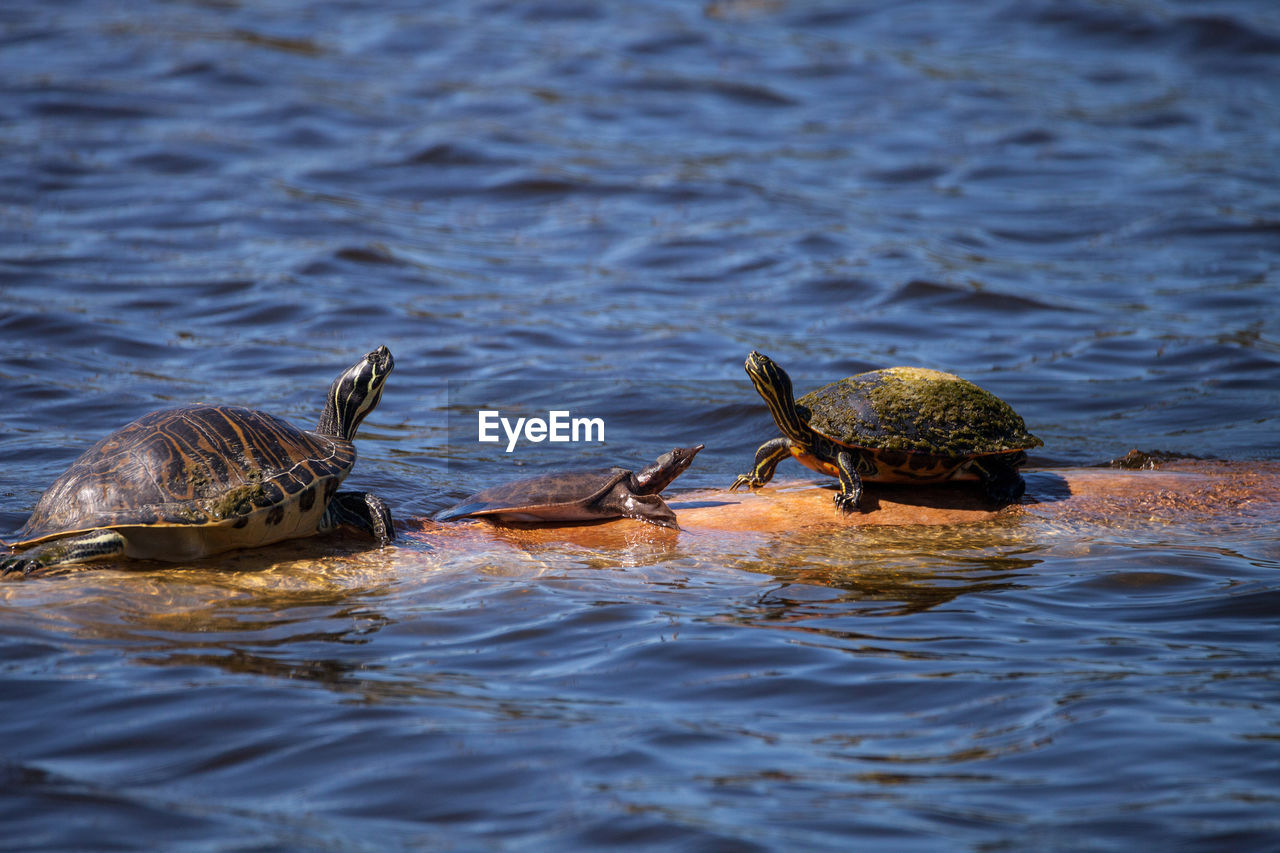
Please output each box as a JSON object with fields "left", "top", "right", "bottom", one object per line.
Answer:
{"left": 1, "top": 347, "right": 395, "bottom": 577}
{"left": 730, "top": 351, "right": 1041, "bottom": 512}
{"left": 436, "top": 445, "right": 703, "bottom": 528}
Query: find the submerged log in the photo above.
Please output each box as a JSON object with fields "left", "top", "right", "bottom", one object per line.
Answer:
{"left": 14, "top": 461, "right": 1272, "bottom": 582}
{"left": 407, "top": 461, "right": 1280, "bottom": 549}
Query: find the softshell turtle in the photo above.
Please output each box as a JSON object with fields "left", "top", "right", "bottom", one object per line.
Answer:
{"left": 2, "top": 347, "right": 395, "bottom": 577}
{"left": 436, "top": 445, "right": 703, "bottom": 528}
{"left": 730, "top": 351, "right": 1041, "bottom": 512}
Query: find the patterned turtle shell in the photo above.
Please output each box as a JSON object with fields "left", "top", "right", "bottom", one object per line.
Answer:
{"left": 798, "top": 367, "right": 1042, "bottom": 458}
{"left": 3, "top": 347, "right": 394, "bottom": 575}
{"left": 11, "top": 405, "right": 353, "bottom": 547}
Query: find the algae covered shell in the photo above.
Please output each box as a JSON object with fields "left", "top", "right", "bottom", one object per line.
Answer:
{"left": 799, "top": 367, "right": 1042, "bottom": 456}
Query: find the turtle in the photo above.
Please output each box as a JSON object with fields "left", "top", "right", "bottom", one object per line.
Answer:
{"left": 729, "top": 351, "right": 1042, "bottom": 512}
{"left": 435, "top": 445, "right": 704, "bottom": 528}
{"left": 1, "top": 346, "right": 396, "bottom": 577}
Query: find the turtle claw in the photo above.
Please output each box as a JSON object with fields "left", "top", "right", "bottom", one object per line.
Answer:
{"left": 833, "top": 492, "right": 861, "bottom": 514}
{"left": 1, "top": 555, "right": 41, "bottom": 578}
{"left": 729, "top": 475, "right": 761, "bottom": 492}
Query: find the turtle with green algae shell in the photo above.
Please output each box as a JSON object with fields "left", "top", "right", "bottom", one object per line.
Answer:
{"left": 1, "top": 347, "right": 396, "bottom": 577}
{"left": 730, "top": 351, "right": 1042, "bottom": 512}
{"left": 436, "top": 445, "right": 703, "bottom": 528}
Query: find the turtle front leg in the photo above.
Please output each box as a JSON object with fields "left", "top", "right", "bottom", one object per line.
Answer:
{"left": 322, "top": 491, "right": 396, "bottom": 544}
{"left": 969, "top": 453, "right": 1027, "bottom": 506}
{"left": 833, "top": 449, "right": 864, "bottom": 513}
{"left": 617, "top": 492, "right": 679, "bottom": 529}
{"left": 730, "top": 437, "right": 792, "bottom": 491}
{"left": 1, "top": 529, "right": 128, "bottom": 577}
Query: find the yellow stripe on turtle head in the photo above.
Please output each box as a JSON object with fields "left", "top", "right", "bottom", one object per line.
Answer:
{"left": 744, "top": 351, "right": 811, "bottom": 444}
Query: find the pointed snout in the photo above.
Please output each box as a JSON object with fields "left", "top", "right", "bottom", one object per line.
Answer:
{"left": 366, "top": 345, "right": 394, "bottom": 375}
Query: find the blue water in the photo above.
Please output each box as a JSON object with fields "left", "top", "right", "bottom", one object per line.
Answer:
{"left": 2, "top": 1, "right": 1279, "bottom": 848}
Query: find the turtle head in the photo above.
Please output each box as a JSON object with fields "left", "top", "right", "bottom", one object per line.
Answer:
{"left": 316, "top": 346, "right": 395, "bottom": 441}
{"left": 633, "top": 444, "right": 703, "bottom": 495}
{"left": 744, "top": 351, "right": 810, "bottom": 444}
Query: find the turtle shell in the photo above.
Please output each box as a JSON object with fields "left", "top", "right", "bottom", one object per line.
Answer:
{"left": 10, "top": 406, "right": 353, "bottom": 549}
{"left": 798, "top": 367, "right": 1042, "bottom": 457}
{"left": 437, "top": 468, "right": 630, "bottom": 523}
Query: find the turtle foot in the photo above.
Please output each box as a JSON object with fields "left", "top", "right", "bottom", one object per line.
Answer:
{"left": 1, "top": 555, "right": 42, "bottom": 578}
{"left": 832, "top": 492, "right": 862, "bottom": 514}
{"left": 982, "top": 471, "right": 1026, "bottom": 506}
{"left": 365, "top": 493, "right": 395, "bottom": 545}
{"left": 729, "top": 475, "right": 763, "bottom": 492}
{"left": 619, "top": 492, "right": 679, "bottom": 529}
{"left": 327, "top": 491, "right": 396, "bottom": 544}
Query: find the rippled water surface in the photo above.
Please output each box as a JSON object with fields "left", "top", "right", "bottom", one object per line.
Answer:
{"left": 2, "top": 0, "right": 1279, "bottom": 848}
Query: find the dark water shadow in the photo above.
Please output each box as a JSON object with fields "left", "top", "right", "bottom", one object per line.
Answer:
{"left": 811, "top": 473, "right": 1074, "bottom": 511}
{"left": 1022, "top": 470, "right": 1072, "bottom": 504}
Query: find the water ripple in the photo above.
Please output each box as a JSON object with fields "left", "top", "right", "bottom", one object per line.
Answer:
{"left": 2, "top": 0, "right": 1279, "bottom": 848}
